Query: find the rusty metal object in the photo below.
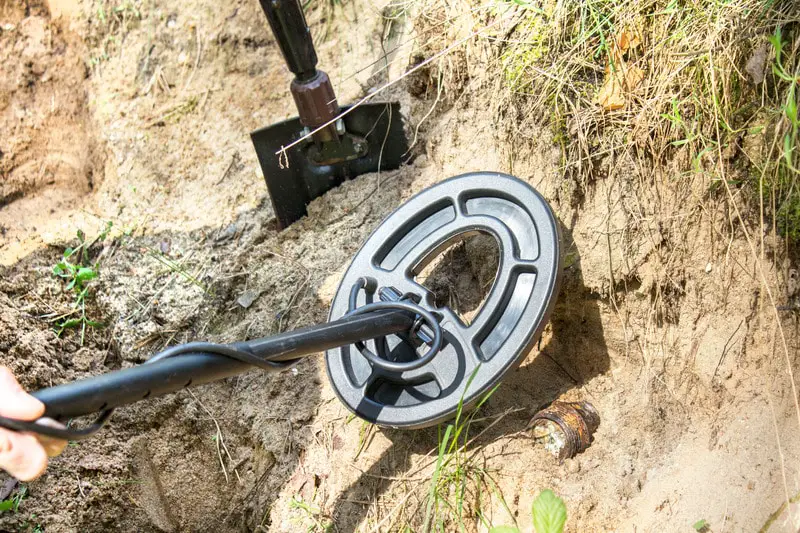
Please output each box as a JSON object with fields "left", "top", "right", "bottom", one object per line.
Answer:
{"left": 530, "top": 401, "right": 600, "bottom": 461}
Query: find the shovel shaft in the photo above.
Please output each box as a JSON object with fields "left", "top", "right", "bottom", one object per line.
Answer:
{"left": 259, "top": 0, "right": 317, "bottom": 80}
{"left": 259, "top": 0, "right": 339, "bottom": 138}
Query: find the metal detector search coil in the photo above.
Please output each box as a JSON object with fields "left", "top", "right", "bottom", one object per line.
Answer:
{"left": 326, "top": 172, "right": 563, "bottom": 429}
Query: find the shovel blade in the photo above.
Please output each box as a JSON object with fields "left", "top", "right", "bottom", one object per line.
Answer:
{"left": 251, "top": 102, "right": 407, "bottom": 229}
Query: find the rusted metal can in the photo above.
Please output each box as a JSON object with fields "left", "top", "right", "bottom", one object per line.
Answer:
{"left": 530, "top": 401, "right": 600, "bottom": 461}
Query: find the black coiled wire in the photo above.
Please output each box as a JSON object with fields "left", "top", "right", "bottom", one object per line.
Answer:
{"left": 0, "top": 341, "right": 297, "bottom": 441}
{"left": 0, "top": 280, "right": 442, "bottom": 441}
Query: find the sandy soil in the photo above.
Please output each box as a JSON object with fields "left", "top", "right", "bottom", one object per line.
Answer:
{"left": 1, "top": 0, "right": 800, "bottom": 531}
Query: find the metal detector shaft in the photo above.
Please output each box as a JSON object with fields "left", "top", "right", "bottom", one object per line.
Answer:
{"left": 33, "top": 310, "right": 414, "bottom": 420}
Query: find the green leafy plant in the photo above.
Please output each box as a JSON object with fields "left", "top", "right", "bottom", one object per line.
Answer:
{"left": 51, "top": 223, "right": 112, "bottom": 345}
{"left": 693, "top": 518, "right": 710, "bottom": 531}
{"left": 489, "top": 489, "right": 568, "bottom": 533}
{"left": 289, "top": 495, "right": 333, "bottom": 532}
{"left": 0, "top": 486, "right": 28, "bottom": 514}
{"left": 532, "top": 490, "right": 568, "bottom": 533}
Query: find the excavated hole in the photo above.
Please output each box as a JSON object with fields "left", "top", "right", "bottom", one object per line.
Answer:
{"left": 415, "top": 232, "right": 499, "bottom": 325}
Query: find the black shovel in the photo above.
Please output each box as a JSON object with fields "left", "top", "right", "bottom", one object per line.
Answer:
{"left": 251, "top": 0, "right": 409, "bottom": 229}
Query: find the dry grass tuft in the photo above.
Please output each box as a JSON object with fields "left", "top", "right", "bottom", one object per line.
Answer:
{"left": 85, "top": 0, "right": 143, "bottom": 65}
{"left": 500, "top": 0, "right": 799, "bottom": 238}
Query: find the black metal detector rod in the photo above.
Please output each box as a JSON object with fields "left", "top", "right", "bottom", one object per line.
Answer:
{"left": 31, "top": 309, "right": 414, "bottom": 421}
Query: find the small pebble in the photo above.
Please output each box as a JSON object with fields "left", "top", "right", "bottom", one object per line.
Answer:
{"left": 214, "top": 223, "right": 238, "bottom": 243}
{"left": 566, "top": 459, "right": 581, "bottom": 474}
{"left": 236, "top": 290, "right": 261, "bottom": 309}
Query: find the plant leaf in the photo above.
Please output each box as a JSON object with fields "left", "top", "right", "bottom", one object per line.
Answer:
{"left": 58, "top": 318, "right": 83, "bottom": 329}
{"left": 0, "top": 500, "right": 13, "bottom": 512}
{"left": 532, "top": 489, "right": 567, "bottom": 533}
{"left": 768, "top": 27, "right": 782, "bottom": 62}
{"left": 786, "top": 89, "right": 798, "bottom": 123}
{"left": 693, "top": 519, "right": 708, "bottom": 531}
{"left": 489, "top": 527, "right": 520, "bottom": 533}
{"left": 785, "top": 134, "right": 794, "bottom": 168}
{"left": 75, "top": 267, "right": 97, "bottom": 283}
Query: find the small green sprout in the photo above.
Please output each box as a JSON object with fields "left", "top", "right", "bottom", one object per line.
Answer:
{"left": 490, "top": 489, "right": 568, "bottom": 533}
{"left": 0, "top": 486, "right": 28, "bottom": 514}
{"left": 532, "top": 489, "right": 567, "bottom": 533}
{"left": 51, "top": 223, "right": 112, "bottom": 345}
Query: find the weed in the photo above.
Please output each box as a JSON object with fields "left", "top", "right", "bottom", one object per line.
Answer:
{"left": 693, "top": 518, "right": 710, "bottom": 532}
{"left": 423, "top": 367, "right": 512, "bottom": 532}
{"left": 758, "top": 488, "right": 800, "bottom": 532}
{"left": 146, "top": 96, "right": 201, "bottom": 127}
{"left": 87, "top": 0, "right": 143, "bottom": 66}
{"left": 51, "top": 222, "right": 112, "bottom": 345}
{"left": 489, "top": 489, "right": 568, "bottom": 533}
{"left": 145, "top": 245, "right": 210, "bottom": 293}
{"left": 353, "top": 419, "right": 374, "bottom": 460}
{"left": 765, "top": 26, "right": 800, "bottom": 238}
{"left": 19, "top": 513, "right": 44, "bottom": 533}
{"left": 289, "top": 495, "right": 334, "bottom": 532}
{"left": 0, "top": 486, "right": 28, "bottom": 514}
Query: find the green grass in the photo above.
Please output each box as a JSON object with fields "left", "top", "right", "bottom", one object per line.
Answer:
{"left": 145, "top": 245, "right": 210, "bottom": 293}
{"left": 422, "top": 367, "right": 514, "bottom": 532}
{"left": 766, "top": 27, "right": 800, "bottom": 238}
{"left": 759, "top": 488, "right": 800, "bottom": 532}
{"left": 87, "top": 0, "right": 143, "bottom": 66}
{"left": 499, "top": 0, "right": 800, "bottom": 239}
{"left": 289, "top": 495, "right": 334, "bottom": 532}
{"left": 0, "top": 486, "right": 28, "bottom": 514}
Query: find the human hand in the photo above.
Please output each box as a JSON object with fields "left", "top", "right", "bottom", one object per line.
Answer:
{"left": 0, "top": 367, "right": 67, "bottom": 481}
